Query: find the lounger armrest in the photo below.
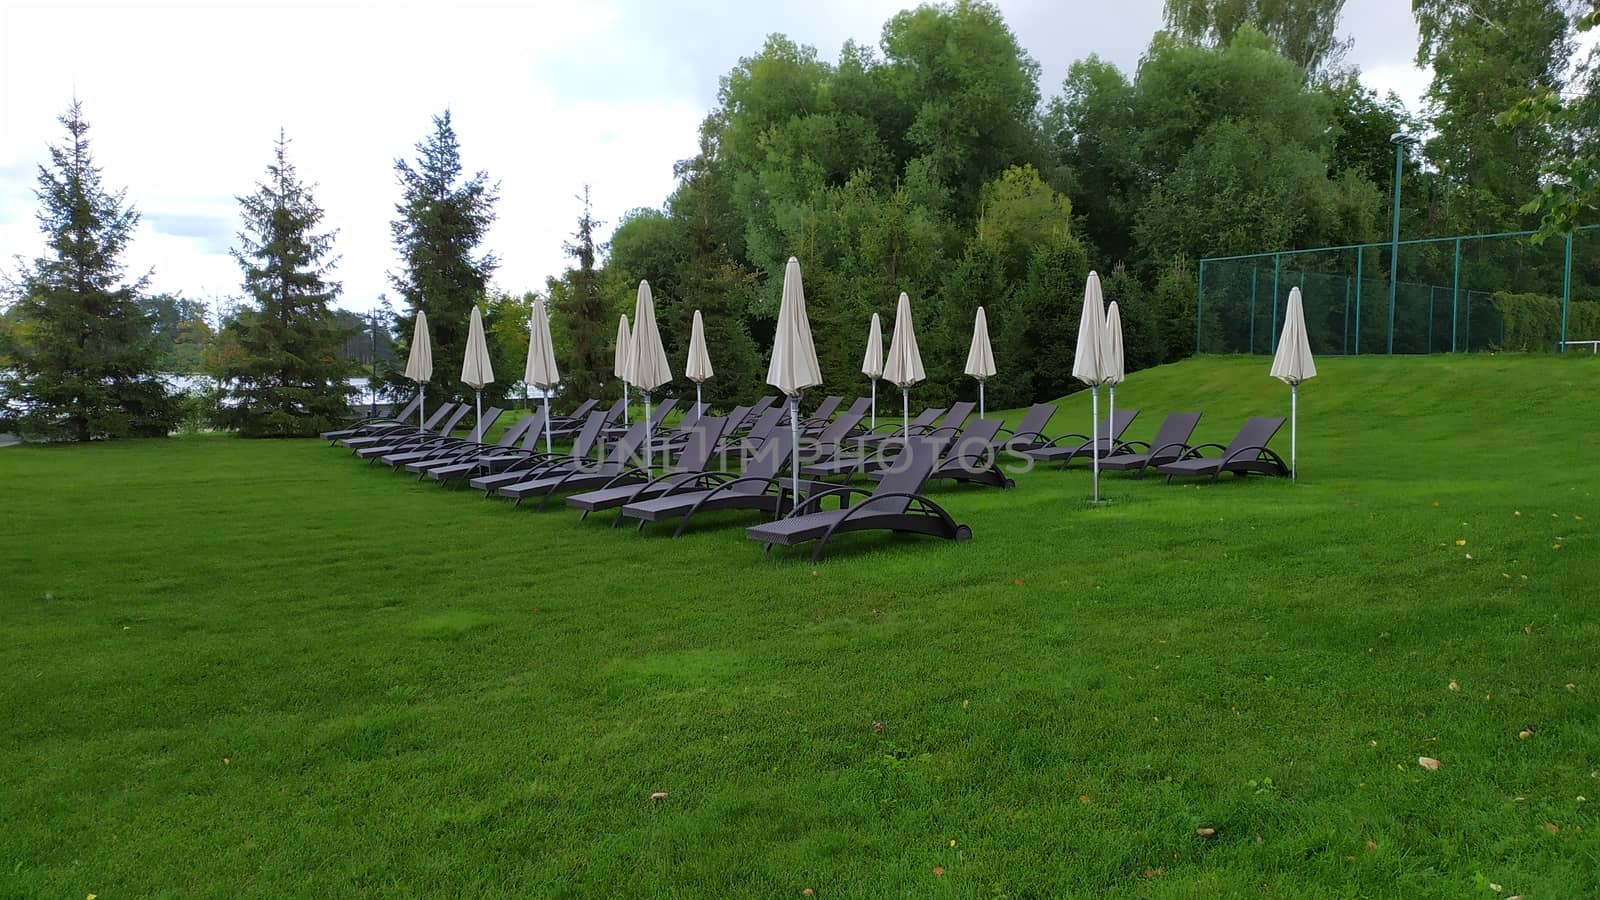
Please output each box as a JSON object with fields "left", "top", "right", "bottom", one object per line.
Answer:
{"left": 1039, "top": 432, "right": 1091, "bottom": 448}
{"left": 922, "top": 425, "right": 961, "bottom": 439}
{"left": 657, "top": 470, "right": 737, "bottom": 497}
{"left": 1219, "top": 444, "right": 1285, "bottom": 469}
{"left": 1144, "top": 440, "right": 1192, "bottom": 460}
{"left": 1116, "top": 440, "right": 1151, "bottom": 453}
{"left": 1179, "top": 442, "right": 1226, "bottom": 460}
{"left": 833, "top": 491, "right": 958, "bottom": 526}
{"left": 788, "top": 485, "right": 873, "bottom": 517}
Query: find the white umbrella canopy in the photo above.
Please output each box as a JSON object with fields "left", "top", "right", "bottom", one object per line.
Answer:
{"left": 861, "top": 312, "right": 884, "bottom": 428}
{"left": 765, "top": 256, "right": 823, "bottom": 507}
{"left": 1270, "top": 286, "right": 1318, "bottom": 480}
{"left": 614, "top": 314, "right": 632, "bottom": 424}
{"left": 1073, "top": 272, "right": 1110, "bottom": 503}
{"left": 964, "top": 305, "right": 996, "bottom": 417}
{"left": 626, "top": 280, "right": 673, "bottom": 473}
{"left": 403, "top": 310, "right": 433, "bottom": 428}
{"left": 524, "top": 296, "right": 561, "bottom": 454}
{"left": 685, "top": 309, "right": 714, "bottom": 410}
{"left": 882, "top": 291, "right": 925, "bottom": 434}
{"left": 1103, "top": 301, "right": 1126, "bottom": 481}
{"left": 460, "top": 305, "right": 495, "bottom": 443}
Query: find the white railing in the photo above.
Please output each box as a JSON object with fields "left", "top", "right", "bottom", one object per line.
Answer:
{"left": 1563, "top": 340, "right": 1600, "bottom": 354}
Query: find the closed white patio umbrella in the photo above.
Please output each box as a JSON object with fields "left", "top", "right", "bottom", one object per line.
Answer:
{"left": 613, "top": 314, "right": 632, "bottom": 424}
{"left": 861, "top": 313, "right": 884, "bottom": 428}
{"left": 765, "top": 257, "right": 823, "bottom": 507}
{"left": 964, "top": 306, "right": 996, "bottom": 417}
{"left": 524, "top": 296, "right": 560, "bottom": 454}
{"left": 882, "top": 291, "right": 925, "bottom": 436}
{"left": 1102, "top": 301, "right": 1126, "bottom": 474}
{"left": 625, "top": 281, "right": 672, "bottom": 474}
{"left": 460, "top": 305, "right": 495, "bottom": 444}
{"left": 1072, "top": 272, "right": 1109, "bottom": 503}
{"left": 1270, "top": 286, "right": 1317, "bottom": 480}
{"left": 403, "top": 309, "right": 433, "bottom": 428}
{"left": 685, "top": 309, "right": 713, "bottom": 411}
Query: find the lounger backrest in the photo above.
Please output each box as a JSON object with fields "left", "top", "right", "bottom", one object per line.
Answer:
{"left": 1095, "top": 407, "right": 1140, "bottom": 442}
{"left": 519, "top": 410, "right": 548, "bottom": 449}
{"left": 816, "top": 410, "right": 865, "bottom": 448}
{"left": 908, "top": 407, "right": 945, "bottom": 431}
{"left": 438, "top": 405, "right": 473, "bottom": 435}
{"left": 1014, "top": 403, "right": 1055, "bottom": 438}
{"left": 872, "top": 436, "right": 942, "bottom": 514}
{"left": 570, "top": 411, "right": 609, "bottom": 458}
{"left": 721, "top": 405, "right": 752, "bottom": 431}
{"left": 1225, "top": 416, "right": 1285, "bottom": 455}
{"left": 740, "top": 426, "right": 795, "bottom": 487}
{"left": 1148, "top": 412, "right": 1202, "bottom": 456}
{"left": 473, "top": 407, "right": 506, "bottom": 438}
{"left": 604, "top": 421, "right": 650, "bottom": 464}
{"left": 566, "top": 398, "right": 599, "bottom": 420}
{"left": 747, "top": 395, "right": 777, "bottom": 420}
{"left": 649, "top": 398, "right": 678, "bottom": 426}
{"left": 941, "top": 418, "right": 1003, "bottom": 471}
{"left": 810, "top": 395, "right": 843, "bottom": 421}
{"left": 843, "top": 397, "right": 871, "bottom": 417}
{"left": 677, "top": 403, "right": 708, "bottom": 432}
{"left": 600, "top": 397, "right": 628, "bottom": 426}
{"left": 392, "top": 395, "right": 423, "bottom": 423}
{"left": 940, "top": 401, "right": 976, "bottom": 430}
{"left": 495, "top": 415, "right": 535, "bottom": 448}
{"left": 745, "top": 407, "right": 786, "bottom": 441}
{"left": 674, "top": 417, "right": 728, "bottom": 472}
{"left": 420, "top": 402, "right": 457, "bottom": 431}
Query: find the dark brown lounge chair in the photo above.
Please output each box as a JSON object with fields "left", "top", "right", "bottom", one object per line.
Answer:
{"left": 566, "top": 417, "right": 731, "bottom": 523}
{"left": 618, "top": 428, "right": 815, "bottom": 536}
{"left": 321, "top": 395, "right": 423, "bottom": 441}
{"left": 1099, "top": 412, "right": 1202, "bottom": 478}
{"left": 1157, "top": 416, "right": 1288, "bottom": 483}
{"left": 1019, "top": 408, "right": 1139, "bottom": 467}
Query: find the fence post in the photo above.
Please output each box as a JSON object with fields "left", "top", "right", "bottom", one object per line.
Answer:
{"left": 1428, "top": 288, "right": 1435, "bottom": 353}
{"left": 1561, "top": 231, "right": 1573, "bottom": 353}
{"left": 1342, "top": 276, "right": 1350, "bottom": 355}
{"left": 1271, "top": 254, "right": 1281, "bottom": 353}
{"left": 1451, "top": 238, "right": 1461, "bottom": 353}
{"left": 1196, "top": 259, "right": 1205, "bottom": 355}
{"left": 1354, "top": 246, "right": 1363, "bottom": 356}
{"left": 1249, "top": 267, "right": 1257, "bottom": 353}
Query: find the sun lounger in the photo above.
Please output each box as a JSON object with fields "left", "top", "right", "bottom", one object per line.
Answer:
{"left": 406, "top": 413, "right": 541, "bottom": 480}
{"left": 746, "top": 436, "right": 972, "bottom": 561}
{"left": 376, "top": 407, "right": 505, "bottom": 467}
{"left": 497, "top": 420, "right": 651, "bottom": 508}
{"left": 1019, "top": 408, "right": 1139, "bottom": 467}
{"left": 1157, "top": 416, "right": 1288, "bottom": 483}
{"left": 468, "top": 411, "right": 608, "bottom": 495}
{"left": 338, "top": 402, "right": 459, "bottom": 449}
{"left": 992, "top": 403, "right": 1058, "bottom": 452}
{"left": 351, "top": 405, "right": 472, "bottom": 457}
{"left": 321, "top": 395, "right": 423, "bottom": 441}
{"left": 619, "top": 428, "right": 821, "bottom": 536}
{"left": 1099, "top": 412, "right": 1202, "bottom": 478}
{"left": 566, "top": 416, "right": 732, "bottom": 522}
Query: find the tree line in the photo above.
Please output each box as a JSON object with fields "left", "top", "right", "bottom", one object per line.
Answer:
{"left": 3, "top": 0, "right": 1596, "bottom": 440}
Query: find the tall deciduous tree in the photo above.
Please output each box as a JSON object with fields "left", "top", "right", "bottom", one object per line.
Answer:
{"left": 388, "top": 110, "right": 499, "bottom": 404}
{"left": 1164, "top": 0, "right": 1353, "bottom": 75}
{"left": 0, "top": 100, "right": 177, "bottom": 441}
{"left": 215, "top": 132, "right": 354, "bottom": 437}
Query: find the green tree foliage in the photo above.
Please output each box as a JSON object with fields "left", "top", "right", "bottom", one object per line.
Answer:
{"left": 551, "top": 188, "right": 612, "bottom": 403}
{"left": 1163, "top": 0, "right": 1353, "bottom": 74}
{"left": 1414, "top": 0, "right": 1579, "bottom": 235}
{"left": 388, "top": 110, "right": 500, "bottom": 404}
{"left": 214, "top": 132, "right": 354, "bottom": 438}
{"left": 0, "top": 100, "right": 177, "bottom": 441}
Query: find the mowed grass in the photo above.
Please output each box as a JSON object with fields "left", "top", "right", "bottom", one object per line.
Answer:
{"left": 3, "top": 354, "right": 1598, "bottom": 898}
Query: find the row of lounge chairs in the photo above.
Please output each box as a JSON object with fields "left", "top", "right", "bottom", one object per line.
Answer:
{"left": 321, "top": 392, "right": 1290, "bottom": 560}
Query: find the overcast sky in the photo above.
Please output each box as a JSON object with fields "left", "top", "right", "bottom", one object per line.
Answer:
{"left": 1, "top": 0, "right": 1429, "bottom": 313}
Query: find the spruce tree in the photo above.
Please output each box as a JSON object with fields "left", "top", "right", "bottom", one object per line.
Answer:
{"left": 670, "top": 149, "right": 760, "bottom": 409}
{"left": 551, "top": 187, "right": 612, "bottom": 402}
{"left": 215, "top": 131, "right": 354, "bottom": 437}
{"left": 0, "top": 100, "right": 177, "bottom": 440}
{"left": 388, "top": 110, "right": 499, "bottom": 404}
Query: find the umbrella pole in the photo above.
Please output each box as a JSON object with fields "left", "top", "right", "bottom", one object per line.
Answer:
{"left": 979, "top": 379, "right": 985, "bottom": 418}
{"left": 870, "top": 379, "right": 877, "bottom": 429}
{"left": 1108, "top": 384, "right": 1115, "bottom": 461}
{"left": 1291, "top": 382, "right": 1298, "bottom": 481}
{"left": 696, "top": 382, "right": 702, "bottom": 413}
{"left": 623, "top": 383, "right": 630, "bottom": 424}
{"left": 789, "top": 395, "right": 801, "bottom": 514}
{"left": 643, "top": 392, "right": 652, "bottom": 476}
{"left": 420, "top": 392, "right": 425, "bottom": 430}
{"left": 475, "top": 390, "right": 482, "bottom": 444}
{"left": 902, "top": 387, "right": 909, "bottom": 437}
{"left": 1091, "top": 385, "right": 1100, "bottom": 503}
{"left": 543, "top": 399, "right": 553, "bottom": 455}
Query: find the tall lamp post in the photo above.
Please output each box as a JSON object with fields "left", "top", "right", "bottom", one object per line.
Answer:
{"left": 1387, "top": 132, "right": 1419, "bottom": 355}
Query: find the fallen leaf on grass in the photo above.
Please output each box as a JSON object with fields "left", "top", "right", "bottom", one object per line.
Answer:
{"left": 649, "top": 792, "right": 669, "bottom": 803}
{"left": 1013, "top": 578, "right": 1023, "bottom": 586}
{"left": 1418, "top": 757, "right": 1441, "bottom": 771}
{"left": 932, "top": 866, "right": 945, "bottom": 877}
{"left": 1567, "top": 683, "right": 1577, "bottom": 692}
{"left": 222, "top": 757, "right": 231, "bottom": 765}
{"left": 1364, "top": 839, "right": 1377, "bottom": 852}
{"left": 1519, "top": 730, "right": 1533, "bottom": 740}
{"left": 1142, "top": 868, "right": 1164, "bottom": 879}
{"left": 1489, "top": 884, "right": 1502, "bottom": 893}
{"left": 1544, "top": 822, "right": 1559, "bottom": 833}
{"left": 803, "top": 889, "right": 814, "bottom": 896}
{"left": 1456, "top": 539, "right": 1467, "bottom": 546}
{"left": 1079, "top": 794, "right": 1093, "bottom": 805}
{"left": 1196, "top": 827, "right": 1216, "bottom": 837}
{"left": 1524, "top": 625, "right": 1534, "bottom": 635}
{"left": 1465, "top": 553, "right": 1474, "bottom": 560}
{"left": 1449, "top": 681, "right": 1460, "bottom": 692}
{"left": 962, "top": 699, "right": 969, "bottom": 709}
{"left": 950, "top": 839, "right": 957, "bottom": 847}
{"left": 872, "top": 721, "right": 884, "bottom": 734}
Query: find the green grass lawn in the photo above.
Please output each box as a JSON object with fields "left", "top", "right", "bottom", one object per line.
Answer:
{"left": 3, "top": 354, "right": 1598, "bottom": 897}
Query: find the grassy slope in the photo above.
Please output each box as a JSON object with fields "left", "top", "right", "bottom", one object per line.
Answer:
{"left": 2, "top": 354, "right": 1597, "bottom": 898}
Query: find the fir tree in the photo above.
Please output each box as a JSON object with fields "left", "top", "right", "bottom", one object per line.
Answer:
{"left": 551, "top": 187, "right": 612, "bottom": 403}
{"left": 388, "top": 110, "right": 499, "bottom": 404}
{"left": 0, "top": 100, "right": 176, "bottom": 440}
{"left": 215, "top": 131, "right": 354, "bottom": 437}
